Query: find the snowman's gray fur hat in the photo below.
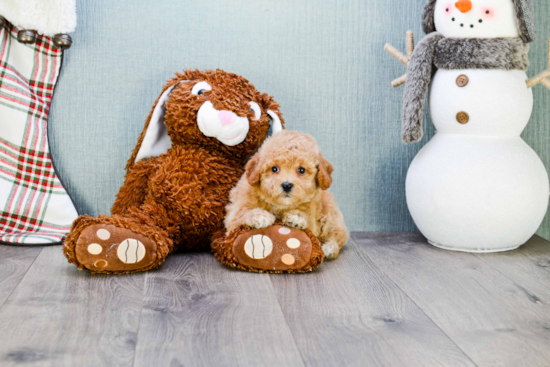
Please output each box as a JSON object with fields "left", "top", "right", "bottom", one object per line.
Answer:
{"left": 422, "top": 0, "right": 536, "bottom": 43}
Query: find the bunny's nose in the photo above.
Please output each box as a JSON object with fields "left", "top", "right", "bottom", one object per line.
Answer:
{"left": 218, "top": 110, "right": 237, "bottom": 126}
{"left": 455, "top": 0, "right": 472, "bottom": 13}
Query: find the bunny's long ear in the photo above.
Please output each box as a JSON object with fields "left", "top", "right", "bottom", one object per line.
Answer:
{"left": 267, "top": 110, "right": 284, "bottom": 134}
{"left": 125, "top": 80, "right": 185, "bottom": 170}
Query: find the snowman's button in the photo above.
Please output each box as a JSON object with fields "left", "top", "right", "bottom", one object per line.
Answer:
{"left": 456, "top": 112, "right": 470, "bottom": 124}
{"left": 456, "top": 74, "right": 469, "bottom": 87}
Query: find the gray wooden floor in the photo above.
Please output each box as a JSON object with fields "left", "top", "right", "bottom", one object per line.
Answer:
{"left": 0, "top": 233, "right": 549, "bottom": 367}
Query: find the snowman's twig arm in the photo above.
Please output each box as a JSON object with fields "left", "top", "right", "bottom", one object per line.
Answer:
{"left": 527, "top": 69, "right": 550, "bottom": 88}
{"left": 384, "top": 44, "right": 409, "bottom": 66}
{"left": 406, "top": 30, "right": 415, "bottom": 59}
{"left": 385, "top": 31, "right": 415, "bottom": 88}
{"left": 392, "top": 75, "right": 407, "bottom": 88}
{"left": 526, "top": 38, "right": 550, "bottom": 90}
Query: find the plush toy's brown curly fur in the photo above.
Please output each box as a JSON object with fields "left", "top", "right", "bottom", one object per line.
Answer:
{"left": 63, "top": 70, "right": 284, "bottom": 273}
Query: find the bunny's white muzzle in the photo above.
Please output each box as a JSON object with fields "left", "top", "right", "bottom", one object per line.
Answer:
{"left": 197, "top": 101, "right": 250, "bottom": 146}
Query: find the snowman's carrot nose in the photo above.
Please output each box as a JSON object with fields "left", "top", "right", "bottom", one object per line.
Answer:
{"left": 455, "top": 0, "right": 473, "bottom": 13}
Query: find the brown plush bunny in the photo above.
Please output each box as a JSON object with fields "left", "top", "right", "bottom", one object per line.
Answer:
{"left": 63, "top": 69, "right": 285, "bottom": 274}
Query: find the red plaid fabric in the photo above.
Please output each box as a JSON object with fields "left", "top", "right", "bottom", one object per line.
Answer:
{"left": 0, "top": 20, "right": 78, "bottom": 245}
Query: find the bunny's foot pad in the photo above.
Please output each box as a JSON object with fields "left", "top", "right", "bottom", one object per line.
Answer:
{"left": 212, "top": 222, "right": 323, "bottom": 273}
{"left": 74, "top": 224, "right": 157, "bottom": 273}
{"left": 63, "top": 215, "right": 172, "bottom": 274}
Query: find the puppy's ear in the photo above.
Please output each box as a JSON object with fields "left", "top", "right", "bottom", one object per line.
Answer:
{"left": 317, "top": 154, "right": 334, "bottom": 190}
{"left": 245, "top": 154, "right": 261, "bottom": 186}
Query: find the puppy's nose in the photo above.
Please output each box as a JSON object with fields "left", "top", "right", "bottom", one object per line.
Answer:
{"left": 282, "top": 182, "right": 294, "bottom": 193}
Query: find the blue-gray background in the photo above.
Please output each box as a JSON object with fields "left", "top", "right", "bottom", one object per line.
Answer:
{"left": 49, "top": 0, "right": 550, "bottom": 238}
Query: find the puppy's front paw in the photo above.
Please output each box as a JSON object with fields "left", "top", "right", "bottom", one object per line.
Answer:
{"left": 322, "top": 241, "right": 340, "bottom": 260}
{"left": 283, "top": 214, "right": 308, "bottom": 230}
{"left": 244, "top": 209, "right": 276, "bottom": 229}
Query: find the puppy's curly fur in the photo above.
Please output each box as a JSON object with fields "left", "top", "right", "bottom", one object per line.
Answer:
{"left": 225, "top": 131, "right": 349, "bottom": 259}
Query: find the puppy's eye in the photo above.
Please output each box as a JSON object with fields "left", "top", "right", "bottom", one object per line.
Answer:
{"left": 192, "top": 81, "right": 212, "bottom": 96}
{"left": 272, "top": 166, "right": 280, "bottom": 173}
{"left": 298, "top": 167, "right": 306, "bottom": 174}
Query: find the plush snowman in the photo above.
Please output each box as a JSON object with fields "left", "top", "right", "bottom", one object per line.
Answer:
{"left": 386, "top": 0, "right": 550, "bottom": 252}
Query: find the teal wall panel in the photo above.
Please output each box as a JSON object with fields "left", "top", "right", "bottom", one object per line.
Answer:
{"left": 48, "top": 0, "right": 550, "bottom": 236}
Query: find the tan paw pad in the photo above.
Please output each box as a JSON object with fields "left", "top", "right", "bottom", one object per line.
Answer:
{"left": 96, "top": 229, "right": 111, "bottom": 240}
{"left": 117, "top": 239, "right": 146, "bottom": 264}
{"left": 286, "top": 238, "right": 300, "bottom": 249}
{"left": 278, "top": 227, "right": 291, "bottom": 235}
{"left": 281, "top": 254, "right": 295, "bottom": 265}
{"left": 94, "top": 259, "right": 108, "bottom": 268}
{"left": 244, "top": 235, "right": 273, "bottom": 259}
{"left": 87, "top": 243, "right": 103, "bottom": 255}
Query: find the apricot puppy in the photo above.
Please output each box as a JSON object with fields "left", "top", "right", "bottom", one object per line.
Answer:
{"left": 225, "top": 131, "right": 348, "bottom": 259}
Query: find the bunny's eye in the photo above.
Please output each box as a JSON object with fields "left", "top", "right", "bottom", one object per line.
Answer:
{"left": 249, "top": 102, "right": 261, "bottom": 120}
{"left": 192, "top": 81, "right": 212, "bottom": 96}
{"left": 272, "top": 166, "right": 280, "bottom": 173}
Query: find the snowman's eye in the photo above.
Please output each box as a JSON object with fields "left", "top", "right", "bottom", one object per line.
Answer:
{"left": 481, "top": 8, "right": 495, "bottom": 19}
{"left": 192, "top": 81, "right": 212, "bottom": 96}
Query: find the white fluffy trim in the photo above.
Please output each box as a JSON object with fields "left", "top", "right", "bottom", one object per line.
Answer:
{"left": 0, "top": 0, "right": 76, "bottom": 36}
